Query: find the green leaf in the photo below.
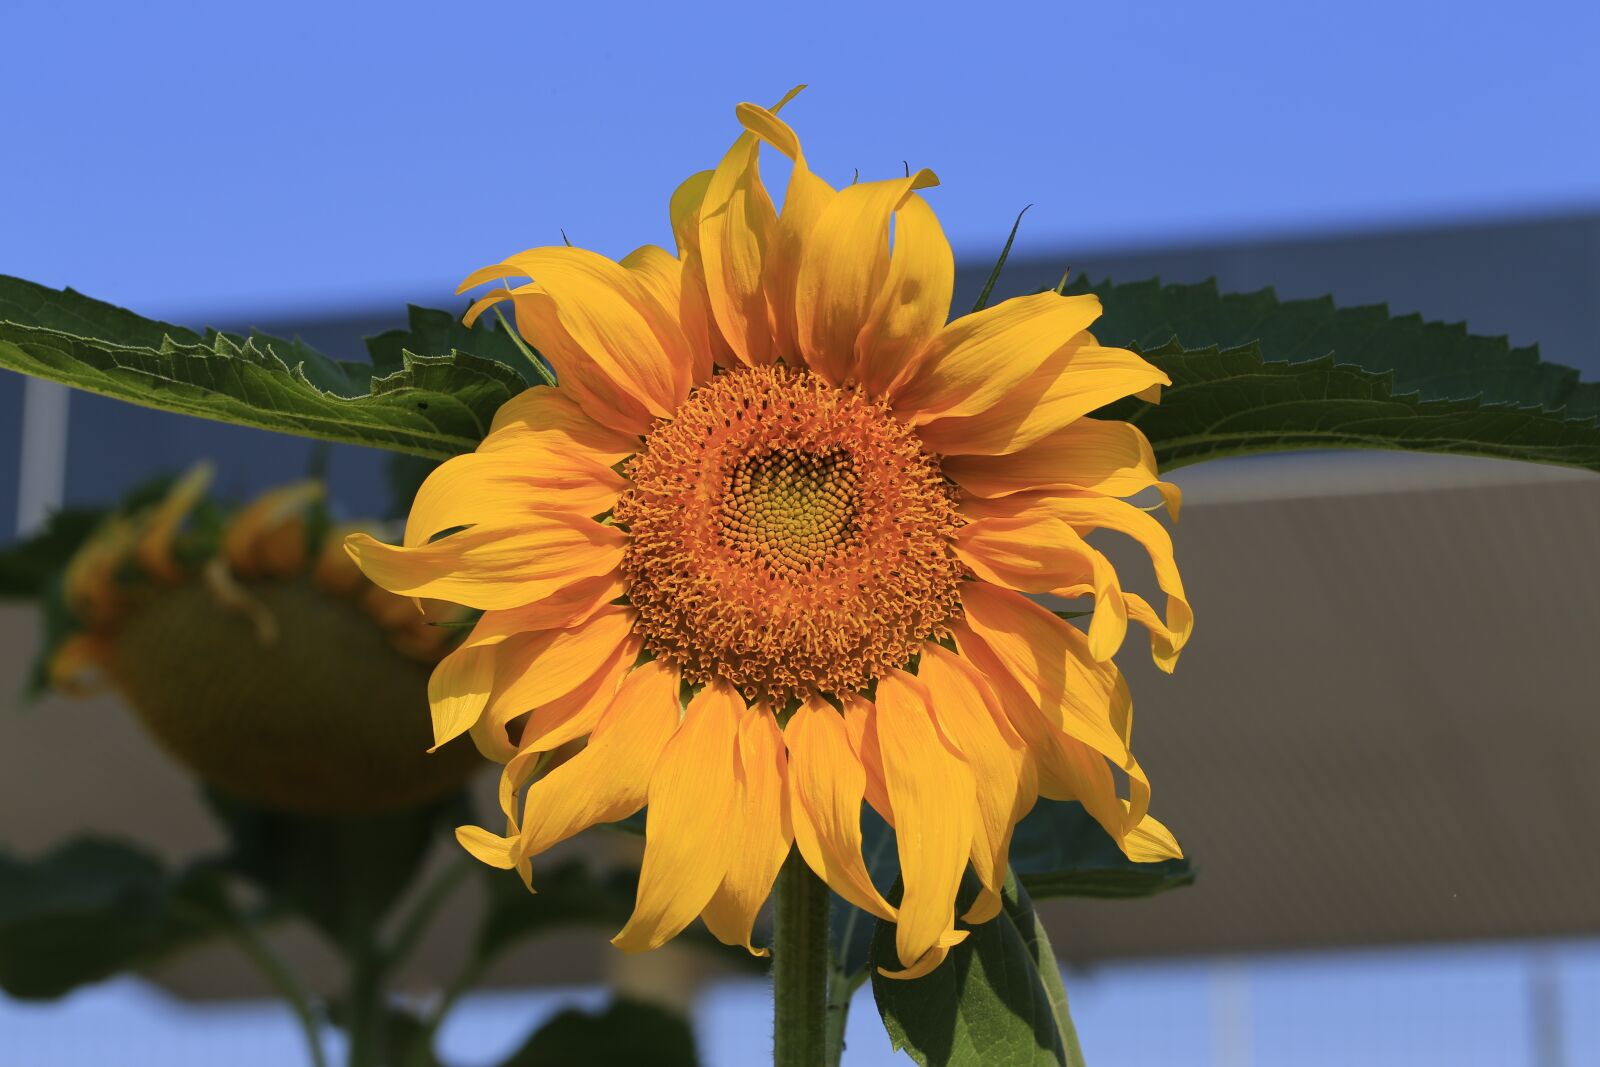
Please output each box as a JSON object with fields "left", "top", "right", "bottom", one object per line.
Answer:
{"left": 0, "top": 838, "right": 220, "bottom": 998}
{"left": 0, "top": 509, "right": 102, "bottom": 599}
{"left": 1070, "top": 276, "right": 1600, "bottom": 472}
{"left": 0, "top": 275, "right": 531, "bottom": 461}
{"left": 1011, "top": 799, "right": 1194, "bottom": 900}
{"left": 870, "top": 872, "right": 1083, "bottom": 1067}
{"left": 204, "top": 787, "right": 468, "bottom": 953}
{"left": 499, "top": 997, "right": 701, "bottom": 1067}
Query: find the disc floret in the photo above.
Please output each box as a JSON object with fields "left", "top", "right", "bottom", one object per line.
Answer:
{"left": 616, "top": 366, "right": 964, "bottom": 702}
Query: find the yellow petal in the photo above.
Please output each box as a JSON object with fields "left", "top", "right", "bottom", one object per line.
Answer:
{"left": 968, "top": 493, "right": 1192, "bottom": 668}
{"left": 955, "top": 512, "right": 1128, "bottom": 662}
{"left": 916, "top": 644, "right": 1036, "bottom": 923}
{"left": 953, "top": 584, "right": 1153, "bottom": 845}
{"left": 670, "top": 171, "right": 714, "bottom": 257}
{"left": 913, "top": 342, "right": 1169, "bottom": 456}
{"left": 1122, "top": 591, "right": 1185, "bottom": 673}
{"left": 944, "top": 417, "right": 1180, "bottom": 519}
{"left": 403, "top": 448, "right": 625, "bottom": 549}
{"left": 478, "top": 605, "right": 639, "bottom": 751}
{"left": 956, "top": 583, "right": 1133, "bottom": 771}
{"left": 841, "top": 691, "right": 893, "bottom": 824}
{"left": 1121, "top": 806, "right": 1184, "bottom": 863}
{"left": 344, "top": 517, "right": 625, "bottom": 611}
{"left": 479, "top": 385, "right": 640, "bottom": 462}
{"left": 426, "top": 643, "right": 497, "bottom": 749}
{"left": 494, "top": 289, "right": 663, "bottom": 437}
{"left": 734, "top": 100, "right": 836, "bottom": 361}
{"left": 463, "top": 246, "right": 692, "bottom": 416}
{"left": 613, "top": 682, "right": 744, "bottom": 952}
{"left": 952, "top": 627, "right": 1129, "bottom": 838}
{"left": 873, "top": 671, "right": 976, "bottom": 975}
{"left": 464, "top": 572, "right": 627, "bottom": 647}
{"left": 221, "top": 479, "right": 321, "bottom": 579}
{"left": 48, "top": 633, "right": 109, "bottom": 695}
{"left": 887, "top": 292, "right": 1102, "bottom": 423}
{"left": 702, "top": 703, "right": 792, "bottom": 956}
{"left": 620, "top": 244, "right": 683, "bottom": 329}
{"left": 699, "top": 131, "right": 779, "bottom": 367}
{"left": 876, "top": 929, "right": 972, "bottom": 981}
{"left": 793, "top": 171, "right": 941, "bottom": 385}
{"left": 666, "top": 169, "right": 729, "bottom": 381}
{"left": 858, "top": 193, "right": 954, "bottom": 398}
{"left": 694, "top": 86, "right": 806, "bottom": 369}
{"left": 513, "top": 660, "right": 681, "bottom": 857}
{"left": 456, "top": 825, "right": 516, "bottom": 869}
{"left": 785, "top": 696, "right": 897, "bottom": 921}
{"left": 516, "top": 634, "right": 642, "bottom": 753}
{"left": 133, "top": 462, "right": 214, "bottom": 581}
{"left": 474, "top": 626, "right": 640, "bottom": 764}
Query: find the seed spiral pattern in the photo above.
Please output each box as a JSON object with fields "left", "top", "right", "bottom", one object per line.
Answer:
{"left": 615, "top": 366, "right": 965, "bottom": 703}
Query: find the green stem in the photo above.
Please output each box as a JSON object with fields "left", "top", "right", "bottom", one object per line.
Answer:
{"left": 174, "top": 897, "right": 327, "bottom": 1067}
{"left": 403, "top": 952, "right": 490, "bottom": 1067}
{"left": 822, "top": 969, "right": 860, "bottom": 1067}
{"left": 344, "top": 955, "right": 387, "bottom": 1067}
{"left": 383, "top": 855, "right": 474, "bottom": 974}
{"left": 221, "top": 917, "right": 329, "bottom": 1067}
{"left": 773, "top": 849, "right": 830, "bottom": 1067}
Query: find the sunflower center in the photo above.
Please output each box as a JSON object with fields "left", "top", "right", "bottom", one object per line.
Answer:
{"left": 723, "top": 446, "right": 859, "bottom": 568}
{"left": 615, "top": 366, "right": 964, "bottom": 703}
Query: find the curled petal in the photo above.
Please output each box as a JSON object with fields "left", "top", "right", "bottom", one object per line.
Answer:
{"left": 509, "top": 660, "right": 681, "bottom": 859}
{"left": 475, "top": 606, "right": 640, "bottom": 760}
{"left": 841, "top": 691, "right": 893, "bottom": 823}
{"left": 699, "top": 126, "right": 781, "bottom": 364}
{"left": 480, "top": 385, "right": 640, "bottom": 462}
{"left": 666, "top": 169, "right": 730, "bottom": 380}
{"left": 794, "top": 171, "right": 941, "bottom": 385}
{"left": 462, "top": 246, "right": 692, "bottom": 419}
{"left": 916, "top": 644, "right": 1036, "bottom": 923}
{"left": 785, "top": 696, "right": 896, "bottom": 921}
{"left": 954, "top": 584, "right": 1157, "bottom": 854}
{"left": 134, "top": 463, "right": 214, "bottom": 581}
{"left": 404, "top": 449, "right": 626, "bottom": 549}
{"left": 967, "top": 493, "right": 1193, "bottom": 669}
{"left": 872, "top": 671, "right": 975, "bottom": 976}
{"left": 944, "top": 417, "right": 1180, "bottom": 519}
{"left": 613, "top": 682, "right": 744, "bottom": 952}
{"left": 956, "top": 511, "right": 1128, "bottom": 662}
{"left": 735, "top": 99, "right": 836, "bottom": 361}
{"left": 701, "top": 703, "right": 792, "bottom": 956}
{"left": 858, "top": 193, "right": 954, "bottom": 398}
{"left": 887, "top": 292, "right": 1102, "bottom": 423}
{"left": 344, "top": 517, "right": 625, "bottom": 611}
{"left": 914, "top": 342, "right": 1169, "bottom": 457}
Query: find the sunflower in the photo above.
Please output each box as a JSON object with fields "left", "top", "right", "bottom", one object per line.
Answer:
{"left": 346, "top": 88, "right": 1193, "bottom": 978}
{"left": 49, "top": 467, "right": 479, "bottom": 813}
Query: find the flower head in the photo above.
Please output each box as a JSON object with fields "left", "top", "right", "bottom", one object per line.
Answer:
{"left": 348, "top": 89, "right": 1193, "bottom": 977}
{"left": 50, "top": 467, "right": 477, "bottom": 813}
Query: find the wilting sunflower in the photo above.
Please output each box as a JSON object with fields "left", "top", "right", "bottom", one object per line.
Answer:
{"left": 49, "top": 467, "right": 478, "bottom": 813}
{"left": 346, "top": 88, "right": 1193, "bottom": 978}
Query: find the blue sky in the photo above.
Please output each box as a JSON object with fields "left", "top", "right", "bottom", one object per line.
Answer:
{"left": 3, "top": 0, "right": 1598, "bottom": 323}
